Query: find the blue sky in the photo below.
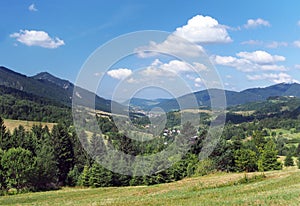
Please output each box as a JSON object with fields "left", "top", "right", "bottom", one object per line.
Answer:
{"left": 1, "top": 0, "right": 300, "bottom": 99}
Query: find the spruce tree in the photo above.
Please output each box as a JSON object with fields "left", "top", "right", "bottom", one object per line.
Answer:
{"left": 258, "top": 139, "right": 282, "bottom": 171}
{"left": 51, "top": 124, "right": 74, "bottom": 185}
{"left": 0, "top": 117, "right": 10, "bottom": 150}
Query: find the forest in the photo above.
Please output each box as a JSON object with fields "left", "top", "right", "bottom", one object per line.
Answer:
{"left": 0, "top": 96, "right": 300, "bottom": 195}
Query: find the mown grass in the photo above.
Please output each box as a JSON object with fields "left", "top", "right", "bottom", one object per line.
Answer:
{"left": 1, "top": 167, "right": 299, "bottom": 206}
{"left": 3, "top": 119, "right": 56, "bottom": 132}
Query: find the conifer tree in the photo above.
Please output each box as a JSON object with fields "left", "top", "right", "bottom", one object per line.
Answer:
{"left": 258, "top": 139, "right": 282, "bottom": 171}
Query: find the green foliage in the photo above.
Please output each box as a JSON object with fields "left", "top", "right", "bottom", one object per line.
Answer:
{"left": 0, "top": 117, "right": 10, "bottom": 151}
{"left": 234, "top": 149, "right": 258, "bottom": 172}
{"left": 284, "top": 153, "right": 294, "bottom": 167}
{"left": 258, "top": 139, "right": 282, "bottom": 171}
{"left": 66, "top": 166, "right": 80, "bottom": 187}
{"left": 89, "top": 163, "right": 112, "bottom": 187}
{"left": 51, "top": 124, "right": 74, "bottom": 185}
{"left": 1, "top": 147, "right": 35, "bottom": 191}
{"left": 32, "top": 138, "right": 58, "bottom": 190}
{"left": 194, "top": 158, "right": 215, "bottom": 176}
{"left": 78, "top": 165, "right": 90, "bottom": 187}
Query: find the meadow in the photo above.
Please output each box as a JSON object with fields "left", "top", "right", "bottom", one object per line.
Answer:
{"left": 3, "top": 119, "right": 56, "bottom": 131}
{"left": 1, "top": 167, "right": 299, "bottom": 206}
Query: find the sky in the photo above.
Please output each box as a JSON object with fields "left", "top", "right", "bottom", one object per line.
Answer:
{"left": 1, "top": 0, "right": 300, "bottom": 100}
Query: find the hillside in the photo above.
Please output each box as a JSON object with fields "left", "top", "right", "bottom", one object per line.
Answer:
{"left": 128, "top": 83, "right": 300, "bottom": 112}
{"left": 0, "top": 85, "right": 72, "bottom": 123}
{"left": 0, "top": 66, "right": 125, "bottom": 113}
{"left": 1, "top": 168, "right": 299, "bottom": 206}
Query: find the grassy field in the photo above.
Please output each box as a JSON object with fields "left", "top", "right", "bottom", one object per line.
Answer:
{"left": 1, "top": 167, "right": 299, "bottom": 206}
{"left": 3, "top": 119, "right": 56, "bottom": 131}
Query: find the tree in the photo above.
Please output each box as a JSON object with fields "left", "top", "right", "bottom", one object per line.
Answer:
{"left": 298, "top": 156, "right": 300, "bottom": 169}
{"left": 78, "top": 165, "right": 90, "bottom": 187}
{"left": 0, "top": 117, "right": 10, "bottom": 150}
{"left": 89, "top": 133, "right": 106, "bottom": 160}
{"left": 234, "top": 149, "right": 258, "bottom": 172}
{"left": 1, "top": 147, "right": 35, "bottom": 191}
{"left": 89, "top": 163, "right": 112, "bottom": 187}
{"left": 32, "top": 137, "right": 58, "bottom": 189}
{"left": 66, "top": 165, "right": 80, "bottom": 186}
{"left": 0, "top": 149, "right": 6, "bottom": 192}
{"left": 258, "top": 139, "right": 282, "bottom": 171}
{"left": 284, "top": 153, "right": 294, "bottom": 167}
{"left": 51, "top": 124, "right": 74, "bottom": 185}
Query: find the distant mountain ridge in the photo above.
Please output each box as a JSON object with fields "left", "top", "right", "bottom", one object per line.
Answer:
{"left": 1, "top": 66, "right": 300, "bottom": 113}
{"left": 127, "top": 83, "right": 300, "bottom": 111}
{"left": 0, "top": 66, "right": 125, "bottom": 113}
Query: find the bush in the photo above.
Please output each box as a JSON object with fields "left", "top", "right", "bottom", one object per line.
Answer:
{"left": 194, "top": 158, "right": 216, "bottom": 176}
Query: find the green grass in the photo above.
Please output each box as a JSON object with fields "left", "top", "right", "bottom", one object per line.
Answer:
{"left": 1, "top": 168, "right": 299, "bottom": 206}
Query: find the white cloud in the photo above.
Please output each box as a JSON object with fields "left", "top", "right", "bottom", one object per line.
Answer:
{"left": 293, "top": 40, "right": 300, "bottom": 48}
{"left": 194, "top": 77, "right": 202, "bottom": 83}
{"left": 136, "top": 15, "right": 232, "bottom": 58}
{"left": 266, "top": 41, "right": 288, "bottom": 49}
{"left": 135, "top": 34, "right": 204, "bottom": 58}
{"left": 10, "top": 30, "right": 64, "bottom": 48}
{"left": 295, "top": 64, "right": 300, "bottom": 69}
{"left": 107, "top": 68, "right": 132, "bottom": 80}
{"left": 247, "top": 73, "right": 298, "bottom": 84}
{"left": 244, "top": 18, "right": 271, "bottom": 29}
{"left": 241, "top": 40, "right": 288, "bottom": 49}
{"left": 236, "top": 50, "right": 285, "bottom": 64}
{"left": 174, "top": 15, "right": 232, "bottom": 44}
{"left": 298, "top": 20, "right": 300, "bottom": 26}
{"left": 213, "top": 55, "right": 255, "bottom": 72}
{"left": 141, "top": 59, "right": 192, "bottom": 77}
{"left": 139, "top": 59, "right": 208, "bottom": 79}
{"left": 94, "top": 72, "right": 103, "bottom": 77}
{"left": 241, "top": 40, "right": 263, "bottom": 45}
{"left": 213, "top": 50, "right": 287, "bottom": 72}
{"left": 159, "top": 60, "right": 192, "bottom": 73}
{"left": 28, "top": 4, "right": 38, "bottom": 12}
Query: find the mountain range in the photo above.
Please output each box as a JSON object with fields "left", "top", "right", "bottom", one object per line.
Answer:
{"left": 1, "top": 66, "right": 300, "bottom": 114}
{"left": 126, "top": 83, "right": 300, "bottom": 111}
{"left": 0, "top": 66, "right": 124, "bottom": 113}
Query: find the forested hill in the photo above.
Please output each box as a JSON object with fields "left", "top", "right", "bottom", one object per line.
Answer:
{"left": 0, "top": 85, "right": 72, "bottom": 124}
{"left": 0, "top": 66, "right": 124, "bottom": 113}
{"left": 128, "top": 83, "right": 300, "bottom": 111}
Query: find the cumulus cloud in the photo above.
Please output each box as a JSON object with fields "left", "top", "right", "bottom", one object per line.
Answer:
{"left": 293, "top": 40, "right": 300, "bottom": 48}
{"left": 28, "top": 4, "right": 38, "bottom": 12}
{"left": 136, "top": 15, "right": 232, "bottom": 58}
{"left": 136, "top": 59, "right": 208, "bottom": 80}
{"left": 213, "top": 50, "right": 287, "bottom": 72}
{"left": 244, "top": 18, "right": 270, "bottom": 29}
{"left": 174, "top": 15, "right": 232, "bottom": 43}
{"left": 247, "top": 73, "right": 298, "bottom": 84}
{"left": 107, "top": 68, "right": 132, "bottom": 80}
{"left": 236, "top": 50, "right": 285, "bottom": 64}
{"left": 10, "top": 30, "right": 64, "bottom": 48}
{"left": 135, "top": 34, "right": 204, "bottom": 58}
{"left": 295, "top": 64, "right": 300, "bottom": 69}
